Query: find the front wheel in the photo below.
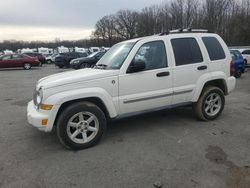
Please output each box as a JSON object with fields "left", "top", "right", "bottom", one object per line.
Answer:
{"left": 56, "top": 102, "right": 107, "bottom": 150}
{"left": 244, "top": 59, "right": 247, "bottom": 65}
{"left": 23, "top": 63, "right": 31, "bottom": 70}
{"left": 80, "top": 63, "right": 89, "bottom": 69}
{"left": 193, "top": 86, "right": 225, "bottom": 121}
{"left": 47, "top": 60, "right": 52, "bottom": 64}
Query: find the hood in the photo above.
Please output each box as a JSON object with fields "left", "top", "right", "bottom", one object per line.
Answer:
{"left": 71, "top": 57, "right": 92, "bottom": 64}
{"left": 37, "top": 68, "right": 119, "bottom": 89}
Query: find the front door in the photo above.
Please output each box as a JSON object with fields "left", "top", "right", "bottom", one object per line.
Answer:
{"left": 0, "top": 55, "right": 13, "bottom": 68}
{"left": 118, "top": 40, "right": 173, "bottom": 115}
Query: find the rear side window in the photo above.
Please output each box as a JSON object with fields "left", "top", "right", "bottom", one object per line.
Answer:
{"left": 202, "top": 37, "right": 225, "bottom": 61}
{"left": 242, "top": 50, "right": 250, "bottom": 55}
{"left": 171, "top": 38, "right": 203, "bottom": 66}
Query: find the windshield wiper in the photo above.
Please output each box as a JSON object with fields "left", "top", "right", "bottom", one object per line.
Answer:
{"left": 94, "top": 64, "right": 107, "bottom": 69}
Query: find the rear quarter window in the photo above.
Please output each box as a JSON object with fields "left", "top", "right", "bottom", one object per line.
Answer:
{"left": 242, "top": 50, "right": 250, "bottom": 55}
{"left": 202, "top": 37, "right": 226, "bottom": 61}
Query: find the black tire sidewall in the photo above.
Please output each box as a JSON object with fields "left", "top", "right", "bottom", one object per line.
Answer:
{"left": 235, "top": 70, "right": 242, "bottom": 78}
{"left": 57, "top": 102, "right": 107, "bottom": 150}
{"left": 80, "top": 63, "right": 88, "bottom": 69}
{"left": 201, "top": 88, "right": 225, "bottom": 120}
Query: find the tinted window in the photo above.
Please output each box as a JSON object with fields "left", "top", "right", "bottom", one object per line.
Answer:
{"left": 132, "top": 41, "right": 167, "bottom": 71}
{"left": 202, "top": 37, "right": 225, "bottom": 60}
{"left": 242, "top": 50, "right": 250, "bottom": 55}
{"left": 171, "top": 38, "right": 203, "bottom": 66}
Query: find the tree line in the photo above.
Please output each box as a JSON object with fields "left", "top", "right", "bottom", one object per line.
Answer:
{"left": 0, "top": 0, "right": 249, "bottom": 52}
{"left": 93, "top": 0, "right": 250, "bottom": 47}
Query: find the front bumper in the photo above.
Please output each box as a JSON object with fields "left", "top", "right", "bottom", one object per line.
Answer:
{"left": 227, "top": 76, "right": 236, "bottom": 94}
{"left": 27, "top": 101, "right": 54, "bottom": 132}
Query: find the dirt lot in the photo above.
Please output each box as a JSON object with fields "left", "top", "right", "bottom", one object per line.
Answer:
{"left": 0, "top": 65, "right": 249, "bottom": 188}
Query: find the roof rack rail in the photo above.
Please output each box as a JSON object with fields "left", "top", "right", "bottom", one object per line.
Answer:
{"left": 159, "top": 28, "right": 212, "bottom": 36}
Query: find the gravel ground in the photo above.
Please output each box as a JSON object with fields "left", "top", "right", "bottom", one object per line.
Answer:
{"left": 0, "top": 65, "right": 249, "bottom": 188}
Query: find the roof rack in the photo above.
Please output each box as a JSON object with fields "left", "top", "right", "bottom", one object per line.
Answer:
{"left": 159, "top": 28, "right": 212, "bottom": 36}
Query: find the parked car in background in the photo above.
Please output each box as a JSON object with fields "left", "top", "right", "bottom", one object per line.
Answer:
{"left": 70, "top": 51, "right": 106, "bottom": 69}
{"left": 233, "top": 49, "right": 250, "bottom": 65}
{"left": 230, "top": 50, "right": 245, "bottom": 78}
{"left": 23, "top": 52, "right": 46, "bottom": 64}
{"left": 0, "top": 54, "right": 40, "bottom": 70}
{"left": 46, "top": 53, "right": 58, "bottom": 64}
{"left": 55, "top": 52, "right": 88, "bottom": 68}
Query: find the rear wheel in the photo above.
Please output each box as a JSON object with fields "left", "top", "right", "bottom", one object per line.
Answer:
{"left": 234, "top": 70, "right": 242, "bottom": 78}
{"left": 193, "top": 86, "right": 225, "bottom": 121}
{"left": 56, "top": 102, "right": 107, "bottom": 150}
{"left": 23, "top": 63, "right": 31, "bottom": 70}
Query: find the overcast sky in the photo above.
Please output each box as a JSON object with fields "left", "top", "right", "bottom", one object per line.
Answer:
{"left": 0, "top": 0, "right": 164, "bottom": 41}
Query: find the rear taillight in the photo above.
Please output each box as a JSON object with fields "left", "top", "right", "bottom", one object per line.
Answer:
{"left": 230, "top": 61, "right": 235, "bottom": 76}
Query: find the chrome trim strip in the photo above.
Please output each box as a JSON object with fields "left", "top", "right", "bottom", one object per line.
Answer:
{"left": 123, "top": 89, "right": 193, "bottom": 104}
{"left": 173, "top": 89, "right": 193, "bottom": 95}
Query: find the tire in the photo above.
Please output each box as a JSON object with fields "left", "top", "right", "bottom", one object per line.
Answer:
{"left": 58, "top": 65, "right": 64, "bottom": 68}
{"left": 244, "top": 59, "right": 247, "bottom": 65}
{"left": 193, "top": 86, "right": 225, "bottom": 121}
{"left": 56, "top": 102, "right": 107, "bottom": 150}
{"left": 47, "top": 60, "right": 52, "bottom": 64}
{"left": 23, "top": 63, "right": 31, "bottom": 70}
{"left": 80, "top": 63, "right": 89, "bottom": 69}
{"left": 234, "top": 70, "right": 242, "bottom": 78}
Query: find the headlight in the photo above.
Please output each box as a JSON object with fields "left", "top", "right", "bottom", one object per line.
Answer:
{"left": 33, "top": 87, "right": 43, "bottom": 109}
{"left": 71, "top": 60, "right": 79, "bottom": 64}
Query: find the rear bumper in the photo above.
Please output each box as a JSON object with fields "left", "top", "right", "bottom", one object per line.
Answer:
{"left": 227, "top": 76, "right": 236, "bottom": 94}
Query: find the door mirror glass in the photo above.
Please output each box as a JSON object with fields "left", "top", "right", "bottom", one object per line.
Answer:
{"left": 127, "top": 59, "right": 146, "bottom": 73}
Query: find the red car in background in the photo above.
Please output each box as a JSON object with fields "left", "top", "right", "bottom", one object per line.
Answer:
{"left": 23, "top": 52, "right": 46, "bottom": 64}
{"left": 0, "top": 54, "right": 41, "bottom": 70}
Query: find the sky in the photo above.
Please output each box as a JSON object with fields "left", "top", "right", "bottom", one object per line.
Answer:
{"left": 0, "top": 0, "right": 164, "bottom": 41}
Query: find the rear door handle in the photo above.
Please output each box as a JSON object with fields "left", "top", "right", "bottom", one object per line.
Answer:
{"left": 197, "top": 65, "right": 207, "bottom": 70}
{"left": 156, "top": 71, "right": 170, "bottom": 77}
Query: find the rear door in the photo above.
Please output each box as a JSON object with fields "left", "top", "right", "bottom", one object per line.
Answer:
{"left": 11, "top": 54, "right": 24, "bottom": 67}
{"left": 169, "top": 36, "right": 209, "bottom": 104}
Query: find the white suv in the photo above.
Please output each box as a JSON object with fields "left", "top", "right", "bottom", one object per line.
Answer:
{"left": 27, "top": 29, "right": 236, "bottom": 150}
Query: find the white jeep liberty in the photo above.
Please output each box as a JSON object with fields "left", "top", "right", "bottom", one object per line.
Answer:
{"left": 27, "top": 29, "right": 236, "bottom": 150}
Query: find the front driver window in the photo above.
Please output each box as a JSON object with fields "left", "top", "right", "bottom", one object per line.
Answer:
{"left": 133, "top": 41, "right": 168, "bottom": 71}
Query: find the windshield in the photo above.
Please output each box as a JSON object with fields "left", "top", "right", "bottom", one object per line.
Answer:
{"left": 96, "top": 42, "right": 135, "bottom": 69}
{"left": 88, "top": 51, "right": 100, "bottom": 58}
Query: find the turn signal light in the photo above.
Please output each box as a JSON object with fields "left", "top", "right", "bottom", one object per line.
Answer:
{"left": 41, "top": 119, "right": 48, "bottom": 126}
{"left": 40, "top": 104, "right": 53, "bottom": 110}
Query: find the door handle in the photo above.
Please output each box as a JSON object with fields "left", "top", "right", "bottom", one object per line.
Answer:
{"left": 197, "top": 65, "right": 207, "bottom": 70}
{"left": 156, "top": 71, "right": 170, "bottom": 77}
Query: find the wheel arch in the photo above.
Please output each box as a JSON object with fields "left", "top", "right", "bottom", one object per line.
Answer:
{"left": 192, "top": 78, "right": 228, "bottom": 102}
{"left": 54, "top": 97, "right": 111, "bottom": 126}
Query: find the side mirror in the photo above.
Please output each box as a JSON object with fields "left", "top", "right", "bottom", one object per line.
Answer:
{"left": 127, "top": 59, "right": 146, "bottom": 73}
